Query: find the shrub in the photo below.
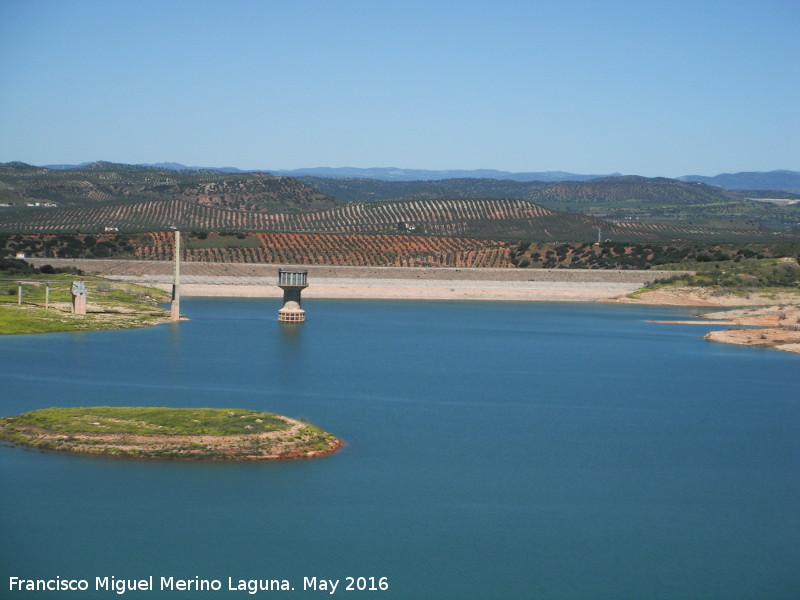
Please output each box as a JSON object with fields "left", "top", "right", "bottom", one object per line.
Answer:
{"left": 0, "top": 257, "right": 36, "bottom": 275}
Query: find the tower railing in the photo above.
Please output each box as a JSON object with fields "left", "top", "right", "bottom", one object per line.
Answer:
{"left": 278, "top": 269, "right": 308, "bottom": 287}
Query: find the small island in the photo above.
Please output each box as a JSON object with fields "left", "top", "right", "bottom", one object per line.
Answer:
{"left": 0, "top": 407, "right": 343, "bottom": 461}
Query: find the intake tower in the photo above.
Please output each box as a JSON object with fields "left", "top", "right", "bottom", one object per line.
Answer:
{"left": 277, "top": 268, "right": 308, "bottom": 323}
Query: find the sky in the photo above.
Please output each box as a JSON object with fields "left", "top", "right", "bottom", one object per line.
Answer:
{"left": 1, "top": 0, "right": 798, "bottom": 177}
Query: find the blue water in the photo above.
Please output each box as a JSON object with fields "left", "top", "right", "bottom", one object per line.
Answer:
{"left": 1, "top": 298, "right": 798, "bottom": 599}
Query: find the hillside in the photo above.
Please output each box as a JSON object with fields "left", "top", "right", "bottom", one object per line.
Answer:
{"left": 275, "top": 166, "right": 616, "bottom": 182}
{"left": 10, "top": 231, "right": 797, "bottom": 271}
{"left": 291, "top": 167, "right": 799, "bottom": 191}
{"left": 301, "top": 174, "right": 794, "bottom": 205}
{"left": 1, "top": 194, "right": 783, "bottom": 242}
{"left": 0, "top": 162, "right": 338, "bottom": 213}
{"left": 0, "top": 196, "right": 597, "bottom": 237}
{"left": 2, "top": 162, "right": 798, "bottom": 243}
{"left": 38, "top": 164, "right": 800, "bottom": 192}
{"left": 302, "top": 175, "right": 800, "bottom": 233}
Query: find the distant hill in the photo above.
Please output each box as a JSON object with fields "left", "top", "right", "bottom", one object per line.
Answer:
{"left": 678, "top": 170, "right": 800, "bottom": 193}
{"left": 271, "top": 167, "right": 619, "bottom": 182}
{"left": 37, "top": 162, "right": 800, "bottom": 191}
{"left": 301, "top": 175, "right": 800, "bottom": 234}
{"left": 0, "top": 191, "right": 791, "bottom": 243}
{"left": 0, "top": 196, "right": 572, "bottom": 238}
{"left": 302, "top": 173, "right": 797, "bottom": 206}
{"left": 1, "top": 162, "right": 338, "bottom": 213}
{"left": 301, "top": 175, "right": 745, "bottom": 204}
{"left": 3, "top": 161, "right": 799, "bottom": 240}
{"left": 42, "top": 163, "right": 618, "bottom": 181}
{"left": 289, "top": 167, "right": 800, "bottom": 192}
{"left": 44, "top": 161, "right": 248, "bottom": 174}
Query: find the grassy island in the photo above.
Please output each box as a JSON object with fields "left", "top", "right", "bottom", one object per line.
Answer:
{"left": 0, "top": 407, "right": 343, "bottom": 460}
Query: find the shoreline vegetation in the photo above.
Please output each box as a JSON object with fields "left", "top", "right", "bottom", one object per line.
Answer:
{"left": 0, "top": 277, "right": 173, "bottom": 335}
{"left": 0, "top": 407, "right": 343, "bottom": 461}
{"left": 4, "top": 258, "right": 800, "bottom": 353}
{"left": 0, "top": 255, "right": 175, "bottom": 334}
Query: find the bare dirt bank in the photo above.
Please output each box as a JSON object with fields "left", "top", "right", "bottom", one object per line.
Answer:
{"left": 27, "top": 259, "right": 682, "bottom": 302}
{"left": 699, "top": 304, "right": 800, "bottom": 353}
{"left": 615, "top": 287, "right": 800, "bottom": 354}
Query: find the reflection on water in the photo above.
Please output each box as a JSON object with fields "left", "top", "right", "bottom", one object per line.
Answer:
{"left": 278, "top": 320, "right": 304, "bottom": 344}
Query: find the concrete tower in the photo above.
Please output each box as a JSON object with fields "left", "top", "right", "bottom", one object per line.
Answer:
{"left": 277, "top": 268, "right": 308, "bottom": 322}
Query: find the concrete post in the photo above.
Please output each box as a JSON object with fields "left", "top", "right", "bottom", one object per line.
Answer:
{"left": 71, "top": 281, "right": 87, "bottom": 315}
{"left": 170, "top": 229, "right": 181, "bottom": 321}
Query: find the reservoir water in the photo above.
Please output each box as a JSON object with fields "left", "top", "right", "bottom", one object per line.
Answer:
{"left": 1, "top": 298, "right": 798, "bottom": 599}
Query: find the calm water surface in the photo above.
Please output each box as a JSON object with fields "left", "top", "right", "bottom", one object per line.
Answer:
{"left": 1, "top": 298, "right": 798, "bottom": 599}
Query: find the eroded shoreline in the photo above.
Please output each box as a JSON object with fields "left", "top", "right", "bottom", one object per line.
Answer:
{"left": 613, "top": 287, "right": 800, "bottom": 353}
{"left": 0, "top": 407, "right": 343, "bottom": 461}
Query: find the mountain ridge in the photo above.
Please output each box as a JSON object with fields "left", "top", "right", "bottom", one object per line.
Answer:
{"left": 5, "top": 161, "right": 799, "bottom": 235}
{"left": 0, "top": 162, "right": 338, "bottom": 213}
{"left": 36, "top": 162, "right": 799, "bottom": 192}
{"left": 678, "top": 170, "right": 800, "bottom": 193}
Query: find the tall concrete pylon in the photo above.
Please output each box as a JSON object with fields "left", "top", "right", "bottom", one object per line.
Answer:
{"left": 170, "top": 229, "right": 181, "bottom": 321}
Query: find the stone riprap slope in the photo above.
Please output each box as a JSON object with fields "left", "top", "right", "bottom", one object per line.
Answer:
{"left": 26, "top": 258, "right": 687, "bottom": 302}
{"left": 27, "top": 258, "right": 682, "bottom": 283}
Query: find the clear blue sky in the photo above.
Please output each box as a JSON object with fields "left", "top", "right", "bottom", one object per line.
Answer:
{"left": 1, "top": 0, "right": 798, "bottom": 177}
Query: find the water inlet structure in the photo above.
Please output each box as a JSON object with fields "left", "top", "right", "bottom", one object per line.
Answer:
{"left": 277, "top": 268, "right": 308, "bottom": 323}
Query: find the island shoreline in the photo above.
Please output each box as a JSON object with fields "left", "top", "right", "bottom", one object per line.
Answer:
{"left": 0, "top": 407, "right": 344, "bottom": 461}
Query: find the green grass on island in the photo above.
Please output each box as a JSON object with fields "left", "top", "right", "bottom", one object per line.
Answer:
{"left": 0, "top": 407, "right": 343, "bottom": 461}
